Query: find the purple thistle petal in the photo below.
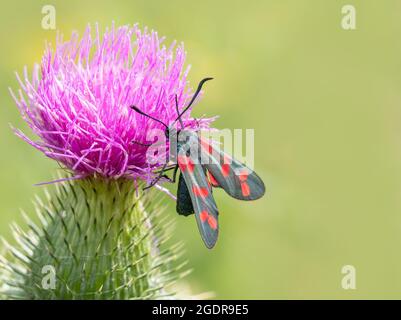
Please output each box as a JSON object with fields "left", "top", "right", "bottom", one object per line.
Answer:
{"left": 11, "top": 24, "right": 214, "bottom": 181}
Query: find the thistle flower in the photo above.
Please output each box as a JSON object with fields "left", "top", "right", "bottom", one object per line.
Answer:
{"left": 1, "top": 24, "right": 211, "bottom": 300}
{"left": 11, "top": 24, "right": 211, "bottom": 182}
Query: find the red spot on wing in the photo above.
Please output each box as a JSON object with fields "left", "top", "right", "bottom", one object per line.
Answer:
{"left": 241, "top": 182, "right": 251, "bottom": 197}
{"left": 177, "top": 155, "right": 186, "bottom": 168}
{"left": 188, "top": 159, "right": 195, "bottom": 172}
{"left": 192, "top": 186, "right": 209, "bottom": 198}
{"left": 200, "top": 210, "right": 208, "bottom": 222}
{"left": 199, "top": 210, "right": 218, "bottom": 230}
{"left": 207, "top": 215, "right": 218, "bottom": 230}
{"left": 221, "top": 164, "right": 230, "bottom": 177}
{"left": 178, "top": 155, "right": 195, "bottom": 173}
{"left": 237, "top": 169, "right": 251, "bottom": 197}
{"left": 239, "top": 170, "right": 249, "bottom": 182}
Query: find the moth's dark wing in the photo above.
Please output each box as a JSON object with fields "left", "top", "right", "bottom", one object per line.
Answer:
{"left": 178, "top": 150, "right": 219, "bottom": 249}
{"left": 200, "top": 137, "right": 266, "bottom": 201}
{"left": 176, "top": 172, "right": 194, "bottom": 216}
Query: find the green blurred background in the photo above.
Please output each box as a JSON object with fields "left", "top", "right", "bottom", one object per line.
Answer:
{"left": 1, "top": 0, "right": 401, "bottom": 299}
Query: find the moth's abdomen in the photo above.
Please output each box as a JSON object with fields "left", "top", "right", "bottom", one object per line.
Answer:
{"left": 176, "top": 172, "right": 195, "bottom": 216}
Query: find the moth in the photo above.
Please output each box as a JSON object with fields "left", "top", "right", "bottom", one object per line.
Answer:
{"left": 130, "top": 78, "right": 265, "bottom": 248}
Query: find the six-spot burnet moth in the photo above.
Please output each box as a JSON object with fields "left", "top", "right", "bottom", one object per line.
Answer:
{"left": 130, "top": 78, "right": 265, "bottom": 248}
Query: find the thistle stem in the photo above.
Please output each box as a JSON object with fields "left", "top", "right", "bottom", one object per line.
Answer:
{"left": 0, "top": 177, "right": 181, "bottom": 299}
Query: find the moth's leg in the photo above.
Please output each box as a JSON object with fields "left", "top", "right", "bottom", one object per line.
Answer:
{"left": 131, "top": 139, "right": 167, "bottom": 148}
{"left": 156, "top": 165, "right": 179, "bottom": 184}
{"left": 131, "top": 140, "right": 153, "bottom": 147}
{"left": 154, "top": 165, "right": 176, "bottom": 174}
{"left": 143, "top": 162, "right": 169, "bottom": 190}
{"left": 171, "top": 165, "right": 179, "bottom": 183}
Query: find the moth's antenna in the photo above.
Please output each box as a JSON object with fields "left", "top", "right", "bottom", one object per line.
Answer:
{"left": 131, "top": 77, "right": 213, "bottom": 130}
{"left": 130, "top": 105, "right": 168, "bottom": 130}
{"left": 173, "top": 77, "right": 213, "bottom": 125}
{"left": 175, "top": 94, "right": 184, "bottom": 129}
